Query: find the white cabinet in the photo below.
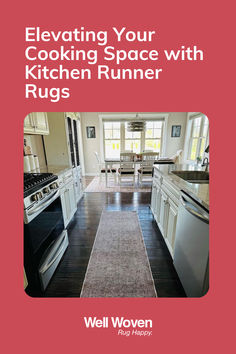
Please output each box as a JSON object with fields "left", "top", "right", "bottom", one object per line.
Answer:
{"left": 60, "top": 179, "right": 77, "bottom": 228}
{"left": 44, "top": 113, "right": 81, "bottom": 168}
{"left": 32, "top": 112, "right": 49, "bottom": 134}
{"left": 151, "top": 167, "right": 180, "bottom": 258}
{"left": 69, "top": 182, "right": 77, "bottom": 214}
{"left": 59, "top": 169, "right": 78, "bottom": 228}
{"left": 73, "top": 167, "right": 80, "bottom": 203}
{"left": 151, "top": 183, "right": 161, "bottom": 223}
{"left": 166, "top": 199, "right": 178, "bottom": 257}
{"left": 24, "top": 114, "right": 35, "bottom": 134}
{"left": 66, "top": 112, "right": 80, "bottom": 119}
{"left": 72, "top": 166, "right": 83, "bottom": 203}
{"left": 151, "top": 183, "right": 157, "bottom": 214}
{"left": 159, "top": 189, "right": 169, "bottom": 238}
{"left": 24, "top": 112, "right": 49, "bottom": 135}
{"left": 151, "top": 169, "right": 162, "bottom": 223}
{"left": 154, "top": 184, "right": 161, "bottom": 223}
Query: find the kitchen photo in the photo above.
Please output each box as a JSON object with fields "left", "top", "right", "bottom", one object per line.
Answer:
{"left": 23, "top": 112, "right": 209, "bottom": 298}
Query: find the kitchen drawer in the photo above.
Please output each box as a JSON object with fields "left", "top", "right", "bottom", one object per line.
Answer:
{"left": 153, "top": 169, "right": 162, "bottom": 186}
{"left": 162, "top": 184, "right": 180, "bottom": 206}
{"left": 63, "top": 170, "right": 73, "bottom": 184}
{"left": 162, "top": 179, "right": 180, "bottom": 201}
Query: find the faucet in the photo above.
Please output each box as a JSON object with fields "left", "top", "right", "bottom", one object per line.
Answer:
{"left": 202, "top": 157, "right": 209, "bottom": 171}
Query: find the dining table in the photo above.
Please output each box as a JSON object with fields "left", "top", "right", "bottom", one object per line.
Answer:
{"left": 104, "top": 156, "right": 175, "bottom": 187}
{"left": 104, "top": 158, "right": 142, "bottom": 187}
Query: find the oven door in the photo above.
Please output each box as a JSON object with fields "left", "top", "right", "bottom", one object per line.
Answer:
{"left": 24, "top": 194, "right": 65, "bottom": 295}
{"left": 24, "top": 189, "right": 60, "bottom": 224}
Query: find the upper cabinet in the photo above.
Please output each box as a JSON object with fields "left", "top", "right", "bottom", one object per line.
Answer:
{"left": 33, "top": 112, "right": 49, "bottom": 134}
{"left": 66, "top": 112, "right": 80, "bottom": 120}
{"left": 24, "top": 112, "right": 49, "bottom": 135}
{"left": 24, "top": 114, "right": 35, "bottom": 134}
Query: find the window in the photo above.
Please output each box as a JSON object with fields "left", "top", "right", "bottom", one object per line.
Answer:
{"left": 188, "top": 115, "right": 209, "bottom": 161}
{"left": 103, "top": 120, "right": 164, "bottom": 159}
{"left": 145, "top": 121, "right": 162, "bottom": 153}
{"left": 124, "top": 123, "right": 141, "bottom": 153}
{"left": 104, "top": 122, "right": 120, "bottom": 158}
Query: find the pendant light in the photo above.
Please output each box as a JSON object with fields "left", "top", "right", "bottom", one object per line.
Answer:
{"left": 127, "top": 114, "right": 146, "bottom": 132}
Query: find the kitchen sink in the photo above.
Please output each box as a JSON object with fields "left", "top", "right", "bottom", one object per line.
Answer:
{"left": 171, "top": 170, "right": 209, "bottom": 184}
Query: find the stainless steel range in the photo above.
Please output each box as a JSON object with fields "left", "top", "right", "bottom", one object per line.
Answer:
{"left": 24, "top": 173, "right": 59, "bottom": 223}
{"left": 24, "top": 173, "right": 69, "bottom": 295}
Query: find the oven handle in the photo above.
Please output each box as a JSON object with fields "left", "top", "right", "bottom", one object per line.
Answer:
{"left": 39, "top": 232, "right": 67, "bottom": 274}
{"left": 28, "top": 190, "right": 60, "bottom": 216}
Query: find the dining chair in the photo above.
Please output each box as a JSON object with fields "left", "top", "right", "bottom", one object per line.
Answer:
{"left": 118, "top": 153, "right": 136, "bottom": 185}
{"left": 94, "top": 152, "right": 117, "bottom": 182}
{"left": 138, "top": 152, "right": 159, "bottom": 186}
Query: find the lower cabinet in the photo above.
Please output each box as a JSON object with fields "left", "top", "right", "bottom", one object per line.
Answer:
{"left": 165, "top": 199, "right": 178, "bottom": 257}
{"left": 151, "top": 184, "right": 157, "bottom": 216}
{"left": 74, "top": 179, "right": 80, "bottom": 203}
{"left": 151, "top": 169, "right": 180, "bottom": 258}
{"left": 59, "top": 167, "right": 83, "bottom": 228}
{"left": 72, "top": 167, "right": 80, "bottom": 202}
{"left": 155, "top": 185, "right": 161, "bottom": 223}
{"left": 61, "top": 180, "right": 77, "bottom": 228}
{"left": 73, "top": 166, "right": 84, "bottom": 203}
{"left": 151, "top": 183, "right": 161, "bottom": 223}
{"left": 159, "top": 189, "right": 169, "bottom": 238}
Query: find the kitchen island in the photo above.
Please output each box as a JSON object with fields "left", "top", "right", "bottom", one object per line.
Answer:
{"left": 153, "top": 163, "right": 209, "bottom": 210}
{"left": 151, "top": 163, "right": 209, "bottom": 258}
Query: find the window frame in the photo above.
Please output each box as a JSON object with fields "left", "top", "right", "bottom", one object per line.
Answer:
{"left": 99, "top": 113, "right": 168, "bottom": 161}
{"left": 103, "top": 122, "right": 121, "bottom": 159}
{"left": 102, "top": 118, "right": 165, "bottom": 159}
{"left": 144, "top": 121, "right": 163, "bottom": 153}
{"left": 186, "top": 114, "right": 209, "bottom": 162}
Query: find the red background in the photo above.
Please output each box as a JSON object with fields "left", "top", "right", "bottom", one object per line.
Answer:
{"left": 1, "top": 0, "right": 235, "bottom": 353}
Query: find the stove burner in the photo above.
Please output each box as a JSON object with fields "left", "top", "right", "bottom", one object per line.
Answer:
{"left": 24, "top": 173, "right": 58, "bottom": 198}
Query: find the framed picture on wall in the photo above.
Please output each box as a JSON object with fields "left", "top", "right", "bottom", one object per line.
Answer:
{"left": 86, "top": 126, "right": 96, "bottom": 138}
{"left": 171, "top": 125, "right": 181, "bottom": 137}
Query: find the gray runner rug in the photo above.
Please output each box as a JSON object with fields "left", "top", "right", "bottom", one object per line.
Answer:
{"left": 80, "top": 211, "right": 157, "bottom": 297}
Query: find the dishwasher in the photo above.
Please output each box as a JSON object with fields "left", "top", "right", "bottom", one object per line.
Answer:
{"left": 173, "top": 191, "right": 209, "bottom": 297}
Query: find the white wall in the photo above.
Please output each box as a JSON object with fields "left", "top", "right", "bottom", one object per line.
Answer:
{"left": 80, "top": 112, "right": 101, "bottom": 175}
{"left": 80, "top": 112, "right": 188, "bottom": 175}
{"left": 165, "top": 112, "right": 187, "bottom": 157}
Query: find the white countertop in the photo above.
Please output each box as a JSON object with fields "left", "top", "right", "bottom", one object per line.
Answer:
{"left": 39, "top": 165, "right": 71, "bottom": 176}
{"left": 154, "top": 164, "right": 209, "bottom": 210}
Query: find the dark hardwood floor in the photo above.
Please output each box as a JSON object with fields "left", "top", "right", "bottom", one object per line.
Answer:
{"left": 44, "top": 192, "right": 186, "bottom": 297}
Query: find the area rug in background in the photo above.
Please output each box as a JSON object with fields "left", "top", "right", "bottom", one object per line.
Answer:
{"left": 84, "top": 176, "right": 151, "bottom": 193}
{"left": 80, "top": 211, "right": 157, "bottom": 297}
